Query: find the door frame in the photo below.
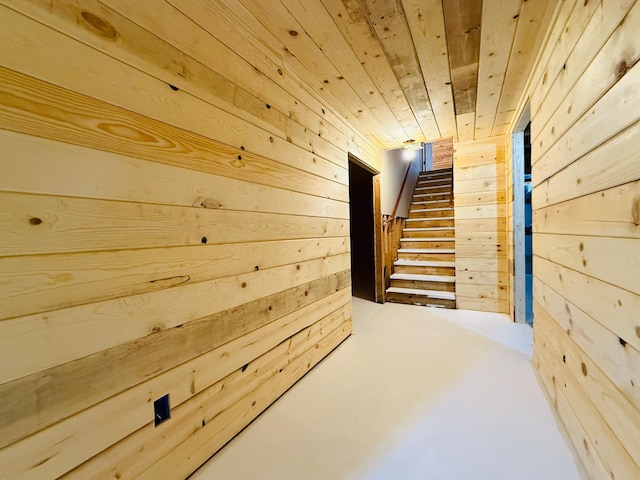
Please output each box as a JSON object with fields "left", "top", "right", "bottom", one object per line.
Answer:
{"left": 511, "top": 103, "right": 530, "bottom": 323}
{"left": 347, "top": 153, "right": 383, "bottom": 303}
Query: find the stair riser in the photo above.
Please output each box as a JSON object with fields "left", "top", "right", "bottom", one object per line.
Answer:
{"left": 390, "top": 279, "right": 456, "bottom": 291}
{"left": 413, "top": 194, "right": 451, "bottom": 201}
{"left": 385, "top": 292, "right": 456, "bottom": 309}
{"left": 411, "top": 201, "right": 451, "bottom": 209}
{"left": 416, "top": 181, "right": 452, "bottom": 187}
{"left": 401, "top": 241, "right": 455, "bottom": 249}
{"left": 406, "top": 219, "right": 455, "bottom": 228}
{"left": 393, "top": 265, "right": 456, "bottom": 276}
{"left": 402, "top": 230, "right": 455, "bottom": 238}
{"left": 414, "top": 186, "right": 450, "bottom": 194}
{"left": 398, "top": 252, "right": 456, "bottom": 261}
{"left": 408, "top": 209, "right": 453, "bottom": 218}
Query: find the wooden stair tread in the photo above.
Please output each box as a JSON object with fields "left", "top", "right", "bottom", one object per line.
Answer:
{"left": 406, "top": 217, "right": 454, "bottom": 222}
{"left": 400, "top": 237, "right": 453, "bottom": 242}
{"left": 410, "top": 207, "right": 453, "bottom": 212}
{"left": 403, "top": 227, "right": 454, "bottom": 231}
{"left": 398, "top": 248, "right": 455, "bottom": 254}
{"left": 385, "top": 287, "right": 456, "bottom": 300}
{"left": 394, "top": 259, "right": 456, "bottom": 267}
{"left": 390, "top": 273, "right": 456, "bottom": 282}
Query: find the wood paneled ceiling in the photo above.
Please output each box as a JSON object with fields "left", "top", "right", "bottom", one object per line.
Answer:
{"left": 217, "top": 0, "right": 554, "bottom": 148}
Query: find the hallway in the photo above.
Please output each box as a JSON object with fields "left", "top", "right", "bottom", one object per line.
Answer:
{"left": 192, "top": 299, "right": 580, "bottom": 479}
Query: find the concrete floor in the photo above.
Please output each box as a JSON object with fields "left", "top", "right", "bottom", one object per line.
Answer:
{"left": 191, "top": 299, "right": 581, "bottom": 480}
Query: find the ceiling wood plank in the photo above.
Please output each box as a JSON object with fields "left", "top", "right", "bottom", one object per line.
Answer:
{"left": 359, "top": 0, "right": 441, "bottom": 141}
{"left": 457, "top": 112, "right": 476, "bottom": 142}
{"left": 235, "top": 0, "right": 398, "bottom": 145}
{"left": 402, "top": 0, "right": 458, "bottom": 140}
{"left": 474, "top": 0, "right": 521, "bottom": 139}
{"left": 279, "top": 0, "right": 420, "bottom": 143}
{"left": 320, "top": 0, "right": 425, "bottom": 143}
{"left": 443, "top": 0, "right": 483, "bottom": 115}
{"left": 491, "top": 0, "right": 554, "bottom": 135}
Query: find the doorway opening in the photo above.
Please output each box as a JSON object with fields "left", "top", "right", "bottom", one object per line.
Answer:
{"left": 348, "top": 155, "right": 381, "bottom": 302}
{"left": 512, "top": 104, "right": 533, "bottom": 325}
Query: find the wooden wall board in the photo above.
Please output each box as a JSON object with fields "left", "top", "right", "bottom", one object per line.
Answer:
{"left": 0, "top": 191, "right": 349, "bottom": 256}
{"left": 456, "top": 284, "right": 508, "bottom": 300}
{"left": 456, "top": 296, "right": 508, "bottom": 313}
{"left": 0, "top": 279, "right": 351, "bottom": 450}
{"left": 534, "top": 280, "right": 640, "bottom": 410}
{"left": 455, "top": 190, "right": 507, "bottom": 207}
{"left": 4, "top": 0, "right": 356, "bottom": 171}
{"left": 1, "top": 300, "right": 351, "bottom": 480}
{"left": 533, "top": 344, "right": 612, "bottom": 480}
{"left": 534, "top": 307, "right": 640, "bottom": 479}
{"left": 0, "top": 130, "right": 349, "bottom": 220}
{"left": 534, "top": 256, "right": 640, "bottom": 354}
{"left": 134, "top": 318, "right": 351, "bottom": 480}
{"left": 533, "top": 180, "right": 640, "bottom": 239}
{"left": 0, "top": 254, "right": 350, "bottom": 385}
{"left": 535, "top": 233, "right": 640, "bottom": 295}
{"left": 456, "top": 270, "right": 508, "bottom": 287}
{"left": 455, "top": 218, "right": 507, "bottom": 236}
{"left": 0, "top": 236, "right": 349, "bottom": 321}
{"left": 0, "top": 68, "right": 350, "bottom": 202}
{"left": 0, "top": 5, "right": 359, "bottom": 185}
{"left": 533, "top": 62, "right": 640, "bottom": 191}
{"left": 531, "top": 0, "right": 636, "bottom": 157}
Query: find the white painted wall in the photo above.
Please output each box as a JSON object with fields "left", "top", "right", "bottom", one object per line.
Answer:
{"left": 380, "top": 147, "right": 423, "bottom": 217}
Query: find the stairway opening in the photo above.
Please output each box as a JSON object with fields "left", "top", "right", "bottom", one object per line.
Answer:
{"left": 385, "top": 167, "right": 457, "bottom": 308}
{"left": 348, "top": 157, "right": 377, "bottom": 301}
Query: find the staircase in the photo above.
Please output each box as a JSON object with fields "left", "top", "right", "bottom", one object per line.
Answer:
{"left": 385, "top": 168, "right": 456, "bottom": 308}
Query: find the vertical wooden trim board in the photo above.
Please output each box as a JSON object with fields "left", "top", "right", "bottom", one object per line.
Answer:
{"left": 506, "top": 0, "right": 640, "bottom": 477}
{"left": 0, "top": 2, "right": 378, "bottom": 479}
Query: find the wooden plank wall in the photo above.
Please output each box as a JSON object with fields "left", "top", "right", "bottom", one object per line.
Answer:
{"left": 453, "top": 137, "right": 508, "bottom": 313}
{"left": 505, "top": 0, "right": 640, "bottom": 476}
{"left": 0, "top": 2, "right": 380, "bottom": 479}
{"left": 431, "top": 137, "right": 454, "bottom": 170}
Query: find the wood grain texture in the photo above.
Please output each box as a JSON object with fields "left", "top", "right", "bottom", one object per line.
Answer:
{"left": 0, "top": 67, "right": 349, "bottom": 202}
{"left": 443, "top": 0, "right": 482, "bottom": 115}
{"left": 518, "top": 1, "right": 640, "bottom": 468}
{"left": 454, "top": 137, "right": 508, "bottom": 313}
{"left": 2, "top": 299, "right": 351, "bottom": 480}
{"left": 0, "top": 277, "right": 351, "bottom": 449}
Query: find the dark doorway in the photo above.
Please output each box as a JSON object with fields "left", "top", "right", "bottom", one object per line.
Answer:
{"left": 524, "top": 122, "right": 533, "bottom": 325}
{"left": 348, "top": 159, "right": 376, "bottom": 301}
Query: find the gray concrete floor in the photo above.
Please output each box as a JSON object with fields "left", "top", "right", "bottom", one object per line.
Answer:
{"left": 191, "top": 299, "right": 581, "bottom": 480}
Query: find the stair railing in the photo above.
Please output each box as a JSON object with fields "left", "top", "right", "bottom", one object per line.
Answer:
{"left": 385, "top": 161, "right": 412, "bottom": 229}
